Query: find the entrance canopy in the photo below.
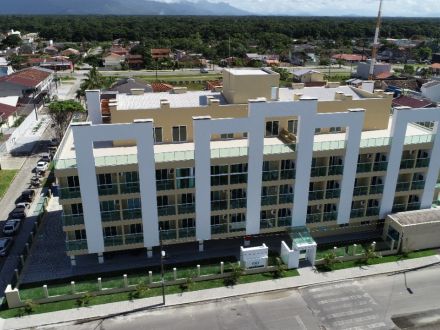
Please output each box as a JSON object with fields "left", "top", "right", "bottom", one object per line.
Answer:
{"left": 288, "top": 226, "right": 317, "bottom": 265}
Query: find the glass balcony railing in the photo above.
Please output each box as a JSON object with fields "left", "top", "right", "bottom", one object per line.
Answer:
{"left": 260, "top": 218, "right": 276, "bottom": 229}
{"left": 373, "top": 161, "right": 388, "bottom": 172}
{"left": 353, "top": 186, "right": 368, "bottom": 196}
{"left": 230, "top": 198, "right": 246, "bottom": 209}
{"left": 261, "top": 195, "right": 277, "bottom": 206}
{"left": 400, "top": 159, "right": 415, "bottom": 169}
{"left": 369, "top": 184, "right": 384, "bottom": 194}
{"left": 328, "top": 165, "right": 344, "bottom": 176}
{"left": 158, "top": 205, "right": 176, "bottom": 216}
{"left": 211, "top": 200, "right": 228, "bottom": 211}
{"left": 396, "top": 182, "right": 410, "bottom": 192}
{"left": 66, "top": 240, "right": 88, "bottom": 251}
{"left": 325, "top": 188, "right": 341, "bottom": 199}
{"left": 178, "top": 227, "right": 196, "bottom": 239}
{"left": 62, "top": 213, "right": 84, "bottom": 226}
{"left": 104, "top": 235, "right": 123, "bottom": 247}
{"left": 122, "top": 208, "right": 142, "bottom": 220}
{"left": 211, "top": 224, "right": 228, "bottom": 235}
{"left": 211, "top": 176, "right": 229, "bottom": 186}
{"left": 411, "top": 180, "right": 425, "bottom": 190}
{"left": 366, "top": 206, "right": 380, "bottom": 216}
{"left": 120, "top": 182, "right": 140, "bottom": 194}
{"left": 392, "top": 204, "right": 406, "bottom": 213}
{"left": 59, "top": 187, "right": 81, "bottom": 199}
{"left": 101, "top": 210, "right": 121, "bottom": 222}
{"left": 160, "top": 229, "right": 177, "bottom": 240}
{"left": 306, "top": 213, "right": 322, "bottom": 223}
{"left": 98, "top": 184, "right": 119, "bottom": 196}
{"left": 280, "top": 169, "right": 295, "bottom": 180}
{"left": 350, "top": 208, "right": 365, "bottom": 218}
{"left": 156, "top": 179, "right": 175, "bottom": 191}
{"left": 357, "top": 162, "right": 372, "bottom": 173}
{"left": 262, "top": 170, "right": 279, "bottom": 181}
{"left": 176, "top": 178, "right": 195, "bottom": 189}
{"left": 309, "top": 190, "right": 324, "bottom": 200}
{"left": 279, "top": 193, "right": 294, "bottom": 204}
{"left": 415, "top": 158, "right": 430, "bottom": 168}
{"left": 323, "top": 211, "right": 338, "bottom": 221}
{"left": 125, "top": 233, "right": 143, "bottom": 245}
{"left": 230, "top": 173, "right": 247, "bottom": 184}
{"left": 311, "top": 166, "right": 327, "bottom": 177}
{"left": 277, "top": 216, "right": 292, "bottom": 227}
{"left": 229, "top": 221, "right": 246, "bottom": 232}
{"left": 407, "top": 202, "right": 421, "bottom": 211}
{"left": 177, "top": 203, "right": 195, "bottom": 214}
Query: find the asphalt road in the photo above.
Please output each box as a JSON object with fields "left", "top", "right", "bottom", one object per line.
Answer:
{"left": 43, "top": 264, "right": 440, "bottom": 330}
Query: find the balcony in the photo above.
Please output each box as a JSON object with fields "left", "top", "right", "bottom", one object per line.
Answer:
{"left": 328, "top": 165, "right": 344, "bottom": 176}
{"left": 177, "top": 203, "right": 195, "bottom": 214}
{"left": 369, "top": 184, "right": 384, "bottom": 195}
{"left": 262, "top": 170, "right": 279, "bottom": 182}
{"left": 211, "top": 176, "right": 228, "bottom": 186}
{"left": 178, "top": 227, "right": 196, "bottom": 239}
{"left": 211, "top": 224, "right": 228, "bottom": 235}
{"left": 122, "top": 208, "right": 142, "bottom": 220}
{"left": 279, "top": 193, "right": 294, "bottom": 204}
{"left": 353, "top": 186, "right": 368, "bottom": 196}
{"left": 176, "top": 178, "right": 195, "bottom": 189}
{"left": 350, "top": 208, "right": 365, "bottom": 218}
{"left": 280, "top": 169, "right": 295, "bottom": 180}
{"left": 211, "top": 200, "right": 228, "bottom": 211}
{"left": 373, "top": 161, "right": 388, "bottom": 172}
{"left": 392, "top": 204, "right": 406, "bottom": 213}
{"left": 400, "top": 159, "right": 415, "bottom": 169}
{"left": 120, "top": 182, "right": 140, "bottom": 194}
{"left": 125, "top": 233, "right": 144, "bottom": 245}
{"left": 323, "top": 211, "right": 337, "bottom": 221}
{"left": 230, "top": 174, "right": 247, "bottom": 184}
{"left": 229, "top": 221, "right": 246, "bottom": 232}
{"left": 277, "top": 216, "right": 292, "bottom": 227}
{"left": 158, "top": 205, "right": 176, "bottom": 216}
{"left": 311, "top": 166, "right": 327, "bottom": 177}
{"left": 261, "top": 195, "right": 277, "bottom": 206}
{"left": 407, "top": 202, "right": 421, "bottom": 211}
{"left": 396, "top": 182, "right": 410, "bottom": 192}
{"left": 309, "top": 190, "right": 324, "bottom": 201}
{"left": 59, "top": 187, "right": 81, "bottom": 200}
{"left": 101, "top": 210, "right": 121, "bottom": 222}
{"left": 104, "top": 235, "right": 123, "bottom": 247}
{"left": 415, "top": 158, "right": 430, "bottom": 168}
{"left": 156, "top": 179, "right": 174, "bottom": 191}
{"left": 230, "top": 198, "right": 246, "bottom": 209}
{"left": 366, "top": 206, "right": 379, "bottom": 216}
{"left": 411, "top": 180, "right": 425, "bottom": 190}
{"left": 62, "top": 213, "right": 84, "bottom": 226}
{"left": 325, "top": 188, "right": 341, "bottom": 199}
{"left": 66, "top": 240, "right": 88, "bottom": 251}
{"left": 98, "top": 184, "right": 119, "bottom": 196}
{"left": 160, "top": 229, "right": 177, "bottom": 240}
{"left": 260, "top": 218, "right": 276, "bottom": 229}
{"left": 357, "top": 162, "right": 372, "bottom": 173}
{"left": 306, "top": 213, "right": 322, "bottom": 223}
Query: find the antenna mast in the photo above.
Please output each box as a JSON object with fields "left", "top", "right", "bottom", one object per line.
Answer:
{"left": 369, "top": 0, "right": 383, "bottom": 80}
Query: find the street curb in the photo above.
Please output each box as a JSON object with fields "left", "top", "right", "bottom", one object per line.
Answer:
{"left": 4, "top": 259, "right": 439, "bottom": 330}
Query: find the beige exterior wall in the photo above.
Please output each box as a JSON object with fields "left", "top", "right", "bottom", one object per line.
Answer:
{"left": 299, "top": 72, "right": 325, "bottom": 83}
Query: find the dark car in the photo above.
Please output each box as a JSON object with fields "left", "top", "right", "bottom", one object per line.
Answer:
{"left": 3, "top": 219, "right": 21, "bottom": 236}
{"left": 17, "top": 189, "right": 36, "bottom": 203}
{"left": 0, "top": 238, "right": 13, "bottom": 256}
{"left": 9, "top": 204, "right": 27, "bottom": 219}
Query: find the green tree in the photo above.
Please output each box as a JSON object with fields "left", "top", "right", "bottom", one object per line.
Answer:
{"left": 76, "top": 67, "right": 115, "bottom": 99}
{"left": 417, "top": 47, "right": 432, "bottom": 61}
{"left": 8, "top": 54, "right": 25, "bottom": 69}
{"left": 2, "top": 34, "right": 22, "bottom": 48}
{"left": 322, "top": 252, "right": 338, "bottom": 271}
{"left": 48, "top": 100, "right": 85, "bottom": 141}
{"left": 225, "top": 263, "right": 244, "bottom": 286}
{"left": 272, "top": 257, "right": 287, "bottom": 279}
{"left": 403, "top": 64, "right": 415, "bottom": 75}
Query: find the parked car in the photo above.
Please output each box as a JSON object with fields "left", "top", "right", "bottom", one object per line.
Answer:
{"left": 200, "top": 67, "right": 209, "bottom": 74}
{"left": 48, "top": 146, "right": 57, "bottom": 155}
{"left": 0, "top": 238, "right": 13, "bottom": 256}
{"left": 30, "top": 176, "right": 42, "bottom": 188}
{"left": 50, "top": 138, "right": 60, "bottom": 147}
{"left": 9, "top": 204, "right": 28, "bottom": 219}
{"left": 40, "top": 153, "right": 52, "bottom": 162}
{"left": 3, "top": 219, "right": 21, "bottom": 236}
{"left": 17, "top": 189, "right": 36, "bottom": 203}
{"left": 35, "top": 161, "right": 48, "bottom": 173}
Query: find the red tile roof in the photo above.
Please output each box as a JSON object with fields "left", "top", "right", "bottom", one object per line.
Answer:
{"left": 431, "top": 63, "right": 440, "bottom": 69}
{"left": 0, "top": 103, "right": 18, "bottom": 118}
{"left": 0, "top": 67, "right": 52, "bottom": 88}
{"left": 374, "top": 72, "right": 393, "bottom": 79}
{"left": 332, "top": 54, "right": 367, "bottom": 62}
{"left": 392, "top": 95, "right": 433, "bottom": 108}
{"left": 151, "top": 82, "right": 173, "bottom": 93}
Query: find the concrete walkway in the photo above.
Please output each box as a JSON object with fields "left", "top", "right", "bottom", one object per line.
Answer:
{"left": 3, "top": 254, "right": 440, "bottom": 330}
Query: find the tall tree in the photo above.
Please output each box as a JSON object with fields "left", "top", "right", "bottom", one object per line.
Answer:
{"left": 48, "top": 100, "right": 85, "bottom": 141}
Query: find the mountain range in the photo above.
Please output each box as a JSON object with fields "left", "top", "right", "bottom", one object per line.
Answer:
{"left": 1, "top": 0, "right": 251, "bottom": 15}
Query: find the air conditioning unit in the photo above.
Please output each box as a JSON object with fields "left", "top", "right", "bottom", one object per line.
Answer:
{"left": 367, "top": 154, "right": 372, "bottom": 159}
{"left": 409, "top": 150, "right": 415, "bottom": 155}
{"left": 271, "top": 209, "right": 277, "bottom": 216}
{"left": 360, "top": 201, "right": 365, "bottom": 206}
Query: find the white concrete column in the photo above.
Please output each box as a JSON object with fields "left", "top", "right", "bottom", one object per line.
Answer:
{"left": 193, "top": 116, "right": 212, "bottom": 241}
{"left": 85, "top": 90, "right": 102, "bottom": 124}
{"left": 135, "top": 119, "right": 160, "bottom": 247}
{"left": 337, "top": 109, "right": 365, "bottom": 224}
{"left": 72, "top": 122, "right": 104, "bottom": 254}
{"left": 380, "top": 110, "right": 408, "bottom": 218}
{"left": 421, "top": 125, "right": 440, "bottom": 208}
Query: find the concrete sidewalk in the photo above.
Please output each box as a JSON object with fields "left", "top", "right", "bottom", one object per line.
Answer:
{"left": 3, "top": 254, "right": 440, "bottom": 330}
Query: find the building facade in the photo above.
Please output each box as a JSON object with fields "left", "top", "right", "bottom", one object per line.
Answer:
{"left": 54, "top": 68, "right": 440, "bottom": 262}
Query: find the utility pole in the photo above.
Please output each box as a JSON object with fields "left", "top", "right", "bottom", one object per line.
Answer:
{"left": 369, "top": 0, "right": 383, "bottom": 80}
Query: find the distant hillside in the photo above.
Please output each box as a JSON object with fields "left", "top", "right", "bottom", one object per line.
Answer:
{"left": 1, "top": 0, "right": 251, "bottom": 16}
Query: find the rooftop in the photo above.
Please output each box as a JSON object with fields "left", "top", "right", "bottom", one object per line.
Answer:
{"left": 227, "top": 68, "right": 270, "bottom": 76}
{"left": 389, "top": 208, "right": 440, "bottom": 226}
{"left": 0, "top": 67, "right": 53, "bottom": 88}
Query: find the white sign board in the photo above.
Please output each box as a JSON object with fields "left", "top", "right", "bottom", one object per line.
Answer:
{"left": 240, "top": 244, "right": 268, "bottom": 269}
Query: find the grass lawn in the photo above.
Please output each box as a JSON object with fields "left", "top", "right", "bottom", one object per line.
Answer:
{"left": 0, "top": 269, "right": 299, "bottom": 318}
{"left": 0, "top": 170, "right": 18, "bottom": 199}
{"left": 317, "top": 249, "right": 437, "bottom": 272}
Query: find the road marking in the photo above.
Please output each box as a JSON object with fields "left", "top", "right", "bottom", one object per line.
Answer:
{"left": 294, "top": 315, "right": 307, "bottom": 330}
{"left": 307, "top": 282, "right": 354, "bottom": 293}
{"left": 317, "top": 295, "right": 365, "bottom": 305}
{"left": 327, "top": 307, "right": 374, "bottom": 319}
{"left": 332, "top": 314, "right": 378, "bottom": 327}
{"left": 342, "top": 322, "right": 387, "bottom": 330}
{"left": 322, "top": 301, "right": 370, "bottom": 312}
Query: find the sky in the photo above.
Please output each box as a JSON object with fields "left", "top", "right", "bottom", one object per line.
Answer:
{"left": 162, "top": 0, "right": 440, "bottom": 17}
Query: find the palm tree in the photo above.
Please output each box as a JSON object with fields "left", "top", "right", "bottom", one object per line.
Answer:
{"left": 76, "top": 67, "right": 115, "bottom": 100}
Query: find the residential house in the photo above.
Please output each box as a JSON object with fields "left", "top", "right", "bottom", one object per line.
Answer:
{"left": 151, "top": 48, "right": 171, "bottom": 60}
{"left": 292, "top": 69, "right": 324, "bottom": 84}
{"left": 44, "top": 46, "right": 59, "bottom": 56}
{"left": 431, "top": 63, "right": 440, "bottom": 76}
{"left": 109, "top": 46, "right": 129, "bottom": 57}
{"left": 0, "top": 57, "right": 13, "bottom": 77}
{"left": 392, "top": 95, "right": 433, "bottom": 109}
{"left": 421, "top": 80, "right": 440, "bottom": 103}
{"left": 357, "top": 60, "right": 392, "bottom": 80}
{"left": 245, "top": 53, "right": 280, "bottom": 66}
{"left": 126, "top": 55, "right": 143, "bottom": 70}
{"left": 103, "top": 53, "right": 125, "bottom": 69}
{"left": 60, "top": 48, "right": 81, "bottom": 57}
{"left": 108, "top": 78, "right": 152, "bottom": 94}
{"left": 0, "top": 97, "right": 19, "bottom": 128}
{"left": 332, "top": 54, "right": 367, "bottom": 63}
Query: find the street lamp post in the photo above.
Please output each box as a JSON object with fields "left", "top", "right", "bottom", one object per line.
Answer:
{"left": 159, "top": 228, "right": 165, "bottom": 305}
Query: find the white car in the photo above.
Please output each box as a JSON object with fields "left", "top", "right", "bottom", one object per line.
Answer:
{"left": 3, "top": 219, "right": 21, "bottom": 236}
{"left": 35, "top": 161, "right": 48, "bottom": 173}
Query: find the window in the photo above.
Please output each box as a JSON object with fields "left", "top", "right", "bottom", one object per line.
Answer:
{"left": 176, "top": 168, "right": 195, "bottom": 189}
{"left": 220, "top": 133, "right": 234, "bottom": 139}
{"left": 287, "top": 120, "right": 298, "bottom": 134}
{"left": 281, "top": 160, "right": 295, "bottom": 170}
{"left": 157, "top": 195, "right": 169, "bottom": 207}
{"left": 104, "top": 226, "right": 118, "bottom": 237}
{"left": 315, "top": 128, "right": 321, "bottom": 134}
{"left": 127, "top": 223, "right": 142, "bottom": 234}
{"left": 180, "top": 193, "right": 194, "bottom": 205}
{"left": 329, "top": 127, "right": 342, "bottom": 133}
{"left": 123, "top": 198, "right": 141, "bottom": 210}
{"left": 243, "top": 132, "right": 248, "bottom": 138}
{"left": 159, "top": 220, "right": 176, "bottom": 231}
{"left": 156, "top": 169, "right": 172, "bottom": 181}
{"left": 265, "top": 121, "right": 279, "bottom": 137}
{"left": 231, "top": 213, "right": 245, "bottom": 223}
{"left": 262, "top": 186, "right": 277, "bottom": 197}
{"left": 211, "top": 165, "right": 228, "bottom": 186}
{"left": 179, "top": 218, "right": 195, "bottom": 228}
{"left": 230, "top": 163, "right": 248, "bottom": 184}
{"left": 124, "top": 171, "right": 139, "bottom": 183}
{"left": 231, "top": 188, "right": 246, "bottom": 199}
{"left": 211, "top": 215, "right": 224, "bottom": 225}
{"left": 100, "top": 200, "right": 119, "bottom": 212}
{"left": 71, "top": 203, "right": 83, "bottom": 215}
{"left": 98, "top": 173, "right": 112, "bottom": 185}
{"left": 172, "top": 126, "right": 187, "bottom": 142}
{"left": 154, "top": 127, "right": 163, "bottom": 143}
{"left": 279, "top": 184, "right": 293, "bottom": 195}
{"left": 67, "top": 176, "right": 79, "bottom": 187}
{"left": 71, "top": 229, "right": 86, "bottom": 240}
